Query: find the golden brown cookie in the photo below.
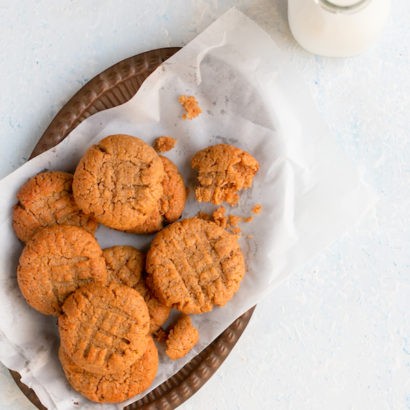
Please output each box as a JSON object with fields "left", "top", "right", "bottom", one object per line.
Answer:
{"left": 166, "top": 315, "right": 199, "bottom": 360}
{"left": 17, "top": 225, "right": 107, "bottom": 316}
{"left": 12, "top": 171, "right": 97, "bottom": 242}
{"left": 146, "top": 217, "right": 246, "bottom": 314}
{"left": 153, "top": 136, "right": 176, "bottom": 153}
{"left": 103, "top": 246, "right": 170, "bottom": 333}
{"left": 72, "top": 134, "right": 164, "bottom": 231}
{"left": 103, "top": 246, "right": 144, "bottom": 288}
{"left": 178, "top": 95, "right": 202, "bottom": 120}
{"left": 134, "top": 278, "right": 171, "bottom": 333}
{"left": 59, "top": 283, "right": 150, "bottom": 374}
{"left": 191, "top": 144, "right": 259, "bottom": 206}
{"left": 130, "top": 156, "right": 186, "bottom": 234}
{"left": 59, "top": 337, "right": 158, "bottom": 403}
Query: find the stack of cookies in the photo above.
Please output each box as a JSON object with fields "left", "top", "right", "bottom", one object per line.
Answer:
{"left": 13, "top": 132, "right": 259, "bottom": 403}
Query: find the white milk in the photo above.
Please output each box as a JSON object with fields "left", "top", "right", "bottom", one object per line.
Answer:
{"left": 288, "top": 0, "right": 391, "bottom": 57}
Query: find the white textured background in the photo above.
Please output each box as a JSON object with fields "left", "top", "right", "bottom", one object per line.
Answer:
{"left": 0, "top": 1, "right": 409, "bottom": 409}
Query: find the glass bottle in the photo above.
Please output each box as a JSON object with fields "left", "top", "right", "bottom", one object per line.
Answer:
{"left": 288, "top": 0, "right": 391, "bottom": 57}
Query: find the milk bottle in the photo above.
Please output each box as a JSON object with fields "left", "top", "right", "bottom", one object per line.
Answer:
{"left": 288, "top": 0, "right": 391, "bottom": 57}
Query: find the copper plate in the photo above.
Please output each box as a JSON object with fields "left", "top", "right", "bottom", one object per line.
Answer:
{"left": 9, "top": 47, "right": 255, "bottom": 409}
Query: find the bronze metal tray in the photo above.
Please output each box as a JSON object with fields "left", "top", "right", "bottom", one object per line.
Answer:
{"left": 9, "top": 47, "right": 255, "bottom": 409}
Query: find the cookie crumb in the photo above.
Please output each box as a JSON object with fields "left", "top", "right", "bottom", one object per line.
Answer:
{"left": 243, "top": 216, "right": 253, "bottom": 223}
{"left": 153, "top": 136, "right": 176, "bottom": 153}
{"left": 196, "top": 211, "right": 212, "bottom": 221}
{"left": 199, "top": 208, "right": 246, "bottom": 234}
{"left": 154, "top": 328, "right": 168, "bottom": 343}
{"left": 179, "top": 95, "right": 202, "bottom": 120}
{"left": 166, "top": 315, "right": 199, "bottom": 360}
{"left": 212, "top": 206, "right": 228, "bottom": 228}
{"left": 228, "top": 215, "right": 241, "bottom": 227}
{"left": 252, "top": 204, "right": 262, "bottom": 214}
{"left": 246, "top": 234, "right": 254, "bottom": 239}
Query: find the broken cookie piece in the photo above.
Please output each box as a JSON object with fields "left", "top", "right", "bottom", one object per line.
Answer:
{"left": 166, "top": 315, "right": 199, "bottom": 360}
{"left": 191, "top": 144, "right": 259, "bottom": 206}
{"left": 212, "top": 206, "right": 228, "bottom": 228}
{"left": 153, "top": 136, "right": 176, "bottom": 153}
{"left": 179, "top": 95, "right": 202, "bottom": 120}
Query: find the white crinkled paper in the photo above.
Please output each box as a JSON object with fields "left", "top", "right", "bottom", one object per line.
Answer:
{"left": 0, "top": 8, "right": 375, "bottom": 410}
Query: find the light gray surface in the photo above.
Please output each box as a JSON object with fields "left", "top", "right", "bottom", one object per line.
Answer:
{"left": 0, "top": 0, "right": 409, "bottom": 409}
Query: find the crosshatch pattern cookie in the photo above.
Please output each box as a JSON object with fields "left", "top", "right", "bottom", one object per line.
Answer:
{"left": 130, "top": 156, "right": 186, "bottom": 234}
{"left": 166, "top": 315, "right": 199, "bottom": 360}
{"left": 103, "top": 246, "right": 170, "bottom": 333}
{"left": 191, "top": 144, "right": 259, "bottom": 206}
{"left": 146, "top": 217, "right": 246, "bottom": 314}
{"left": 59, "top": 283, "right": 150, "bottom": 374}
{"left": 12, "top": 171, "right": 98, "bottom": 242}
{"left": 59, "top": 337, "right": 158, "bottom": 403}
{"left": 17, "top": 225, "right": 107, "bottom": 316}
{"left": 72, "top": 134, "right": 164, "bottom": 231}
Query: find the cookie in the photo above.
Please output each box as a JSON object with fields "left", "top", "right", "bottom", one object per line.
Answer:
{"left": 12, "top": 171, "right": 97, "bottom": 242}
{"left": 59, "top": 337, "right": 158, "bottom": 403}
{"left": 17, "top": 225, "right": 107, "bottom": 316}
{"left": 59, "top": 283, "right": 150, "bottom": 374}
{"left": 103, "top": 246, "right": 170, "bottom": 333}
{"left": 146, "top": 217, "right": 246, "bottom": 314}
{"left": 130, "top": 156, "right": 186, "bottom": 234}
{"left": 166, "top": 315, "right": 199, "bottom": 360}
{"left": 191, "top": 144, "right": 259, "bottom": 206}
{"left": 103, "top": 246, "right": 144, "bottom": 288}
{"left": 178, "top": 95, "right": 202, "bottom": 120}
{"left": 134, "top": 278, "right": 171, "bottom": 333}
{"left": 153, "top": 136, "right": 176, "bottom": 153}
{"left": 72, "top": 134, "right": 164, "bottom": 231}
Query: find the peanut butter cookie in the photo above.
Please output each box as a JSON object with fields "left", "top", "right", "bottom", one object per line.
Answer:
{"left": 103, "top": 245, "right": 144, "bottom": 288}
{"left": 59, "top": 283, "right": 150, "bottom": 374}
{"left": 17, "top": 225, "right": 107, "bottom": 316}
{"left": 130, "top": 156, "right": 186, "bottom": 234}
{"left": 72, "top": 134, "right": 164, "bottom": 231}
{"left": 59, "top": 337, "right": 158, "bottom": 403}
{"left": 191, "top": 144, "right": 259, "bottom": 206}
{"left": 166, "top": 315, "right": 199, "bottom": 360}
{"left": 146, "top": 217, "right": 246, "bottom": 314}
{"left": 135, "top": 278, "right": 171, "bottom": 333}
{"left": 12, "top": 171, "right": 97, "bottom": 242}
{"left": 103, "top": 246, "right": 170, "bottom": 333}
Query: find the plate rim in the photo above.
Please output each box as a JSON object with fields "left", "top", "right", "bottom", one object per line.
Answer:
{"left": 10, "top": 47, "right": 255, "bottom": 410}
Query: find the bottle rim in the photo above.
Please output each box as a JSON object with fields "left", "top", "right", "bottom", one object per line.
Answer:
{"left": 318, "top": 0, "right": 371, "bottom": 13}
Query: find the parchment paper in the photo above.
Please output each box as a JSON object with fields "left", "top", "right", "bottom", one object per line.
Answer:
{"left": 0, "top": 8, "right": 376, "bottom": 410}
